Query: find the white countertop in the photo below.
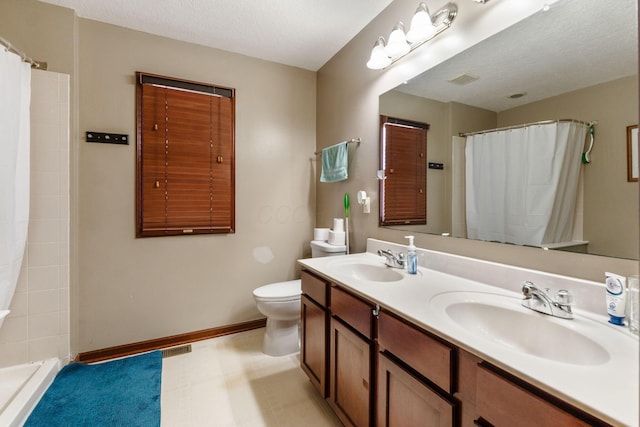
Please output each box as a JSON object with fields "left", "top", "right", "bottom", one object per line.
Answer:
{"left": 298, "top": 239, "right": 639, "bottom": 427}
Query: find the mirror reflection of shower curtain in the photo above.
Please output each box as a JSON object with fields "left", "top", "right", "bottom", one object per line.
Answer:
{"left": 465, "top": 122, "right": 586, "bottom": 247}
{"left": 0, "top": 48, "right": 31, "bottom": 324}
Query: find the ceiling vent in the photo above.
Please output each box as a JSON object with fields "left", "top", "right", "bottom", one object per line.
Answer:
{"left": 447, "top": 73, "right": 480, "bottom": 85}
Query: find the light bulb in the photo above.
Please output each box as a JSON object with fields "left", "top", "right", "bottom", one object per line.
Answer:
{"left": 366, "top": 37, "right": 391, "bottom": 69}
{"left": 407, "top": 3, "right": 436, "bottom": 43}
{"left": 384, "top": 22, "right": 410, "bottom": 59}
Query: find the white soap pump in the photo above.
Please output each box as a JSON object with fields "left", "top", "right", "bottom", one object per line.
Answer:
{"left": 405, "top": 235, "right": 417, "bottom": 274}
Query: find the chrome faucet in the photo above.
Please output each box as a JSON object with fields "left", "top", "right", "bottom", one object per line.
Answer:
{"left": 521, "top": 281, "right": 574, "bottom": 319}
{"left": 378, "top": 249, "right": 406, "bottom": 269}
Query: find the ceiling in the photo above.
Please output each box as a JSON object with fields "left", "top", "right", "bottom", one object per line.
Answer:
{"left": 37, "top": 0, "right": 638, "bottom": 103}
{"left": 396, "top": 0, "right": 638, "bottom": 112}
{"left": 38, "top": 0, "right": 394, "bottom": 71}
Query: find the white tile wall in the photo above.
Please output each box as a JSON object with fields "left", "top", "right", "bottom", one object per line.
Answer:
{"left": 0, "top": 70, "right": 71, "bottom": 368}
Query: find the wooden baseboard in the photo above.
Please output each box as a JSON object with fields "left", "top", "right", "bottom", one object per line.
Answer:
{"left": 76, "top": 318, "right": 267, "bottom": 363}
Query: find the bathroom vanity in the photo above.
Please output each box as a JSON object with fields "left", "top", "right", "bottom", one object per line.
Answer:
{"left": 298, "top": 239, "right": 639, "bottom": 427}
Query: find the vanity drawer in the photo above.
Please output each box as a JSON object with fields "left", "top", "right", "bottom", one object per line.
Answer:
{"left": 330, "top": 286, "right": 374, "bottom": 339}
{"left": 378, "top": 311, "right": 453, "bottom": 393}
{"left": 301, "top": 270, "right": 329, "bottom": 307}
{"left": 476, "top": 364, "right": 596, "bottom": 427}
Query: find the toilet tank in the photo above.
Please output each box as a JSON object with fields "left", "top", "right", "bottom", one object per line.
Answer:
{"left": 311, "top": 240, "right": 346, "bottom": 258}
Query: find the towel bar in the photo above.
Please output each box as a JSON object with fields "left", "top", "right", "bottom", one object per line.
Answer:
{"left": 314, "top": 138, "right": 361, "bottom": 155}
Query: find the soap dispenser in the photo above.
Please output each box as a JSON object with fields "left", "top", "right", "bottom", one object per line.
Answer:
{"left": 405, "top": 235, "right": 417, "bottom": 274}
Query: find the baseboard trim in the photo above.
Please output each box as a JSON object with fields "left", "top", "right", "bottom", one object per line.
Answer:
{"left": 76, "top": 318, "right": 267, "bottom": 363}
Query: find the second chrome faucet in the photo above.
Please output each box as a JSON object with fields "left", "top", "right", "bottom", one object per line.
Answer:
{"left": 521, "top": 281, "right": 574, "bottom": 319}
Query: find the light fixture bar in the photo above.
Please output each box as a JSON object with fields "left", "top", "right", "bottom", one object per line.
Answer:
{"left": 367, "top": 2, "right": 458, "bottom": 70}
{"left": 404, "top": 2, "right": 457, "bottom": 56}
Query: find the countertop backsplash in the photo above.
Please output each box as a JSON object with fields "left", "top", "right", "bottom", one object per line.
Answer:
{"left": 365, "top": 238, "right": 610, "bottom": 318}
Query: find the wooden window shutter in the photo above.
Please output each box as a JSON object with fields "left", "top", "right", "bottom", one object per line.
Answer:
{"left": 380, "top": 117, "right": 427, "bottom": 226}
{"left": 136, "top": 72, "right": 235, "bottom": 237}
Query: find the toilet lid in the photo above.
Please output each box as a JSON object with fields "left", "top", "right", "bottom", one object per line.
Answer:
{"left": 253, "top": 279, "right": 302, "bottom": 302}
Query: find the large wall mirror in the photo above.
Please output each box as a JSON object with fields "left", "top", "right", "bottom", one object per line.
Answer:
{"left": 379, "top": 0, "right": 638, "bottom": 260}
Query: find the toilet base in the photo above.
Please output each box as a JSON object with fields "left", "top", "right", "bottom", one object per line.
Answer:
{"left": 262, "top": 318, "right": 300, "bottom": 356}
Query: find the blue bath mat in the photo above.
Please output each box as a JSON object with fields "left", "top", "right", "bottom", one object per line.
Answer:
{"left": 25, "top": 351, "right": 162, "bottom": 427}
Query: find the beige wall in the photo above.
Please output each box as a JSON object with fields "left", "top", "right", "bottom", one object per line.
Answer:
{"left": 2, "top": 0, "right": 316, "bottom": 354}
{"left": 76, "top": 20, "right": 316, "bottom": 352}
{"left": 317, "top": 0, "right": 638, "bottom": 281}
{"left": 498, "top": 76, "right": 638, "bottom": 259}
{"left": 0, "top": 0, "right": 76, "bottom": 75}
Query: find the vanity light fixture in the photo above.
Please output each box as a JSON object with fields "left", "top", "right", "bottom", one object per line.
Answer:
{"left": 366, "top": 2, "right": 458, "bottom": 70}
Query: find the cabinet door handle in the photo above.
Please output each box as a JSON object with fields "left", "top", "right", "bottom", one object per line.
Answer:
{"left": 372, "top": 305, "right": 380, "bottom": 318}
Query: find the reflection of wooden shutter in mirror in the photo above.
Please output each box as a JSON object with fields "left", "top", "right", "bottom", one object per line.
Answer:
{"left": 137, "top": 72, "right": 235, "bottom": 237}
{"left": 380, "top": 117, "right": 427, "bottom": 226}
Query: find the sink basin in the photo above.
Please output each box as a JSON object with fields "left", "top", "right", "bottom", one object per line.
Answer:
{"left": 430, "top": 292, "right": 610, "bottom": 366}
{"left": 330, "top": 261, "right": 404, "bottom": 283}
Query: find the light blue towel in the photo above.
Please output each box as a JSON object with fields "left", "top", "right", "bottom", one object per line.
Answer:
{"left": 320, "top": 142, "right": 348, "bottom": 182}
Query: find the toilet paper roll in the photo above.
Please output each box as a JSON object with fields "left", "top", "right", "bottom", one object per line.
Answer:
{"left": 328, "top": 230, "right": 346, "bottom": 246}
{"left": 314, "top": 228, "right": 330, "bottom": 241}
{"left": 333, "top": 218, "right": 344, "bottom": 232}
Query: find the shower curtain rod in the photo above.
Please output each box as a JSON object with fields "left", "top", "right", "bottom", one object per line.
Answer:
{"left": 314, "top": 138, "right": 361, "bottom": 155}
{"left": 0, "top": 35, "right": 47, "bottom": 70}
{"left": 459, "top": 119, "right": 596, "bottom": 137}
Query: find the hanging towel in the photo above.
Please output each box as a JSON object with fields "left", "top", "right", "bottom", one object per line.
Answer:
{"left": 320, "top": 142, "right": 348, "bottom": 182}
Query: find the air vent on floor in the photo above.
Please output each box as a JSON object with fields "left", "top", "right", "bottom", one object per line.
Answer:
{"left": 161, "top": 344, "right": 192, "bottom": 358}
{"left": 447, "top": 73, "right": 480, "bottom": 85}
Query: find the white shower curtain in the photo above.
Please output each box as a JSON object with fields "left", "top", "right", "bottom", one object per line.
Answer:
{"left": 0, "top": 48, "right": 31, "bottom": 326}
{"left": 465, "top": 122, "right": 586, "bottom": 247}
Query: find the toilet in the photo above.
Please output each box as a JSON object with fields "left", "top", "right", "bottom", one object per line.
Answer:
{"left": 252, "top": 240, "right": 346, "bottom": 356}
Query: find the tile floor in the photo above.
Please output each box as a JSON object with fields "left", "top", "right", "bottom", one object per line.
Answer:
{"left": 160, "top": 328, "right": 342, "bottom": 426}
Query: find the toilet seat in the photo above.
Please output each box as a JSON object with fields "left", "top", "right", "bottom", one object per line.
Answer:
{"left": 252, "top": 279, "right": 301, "bottom": 303}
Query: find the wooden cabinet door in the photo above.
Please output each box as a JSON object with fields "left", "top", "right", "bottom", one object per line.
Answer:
{"left": 377, "top": 353, "right": 455, "bottom": 427}
{"left": 329, "top": 318, "right": 372, "bottom": 427}
{"left": 301, "top": 294, "right": 328, "bottom": 397}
